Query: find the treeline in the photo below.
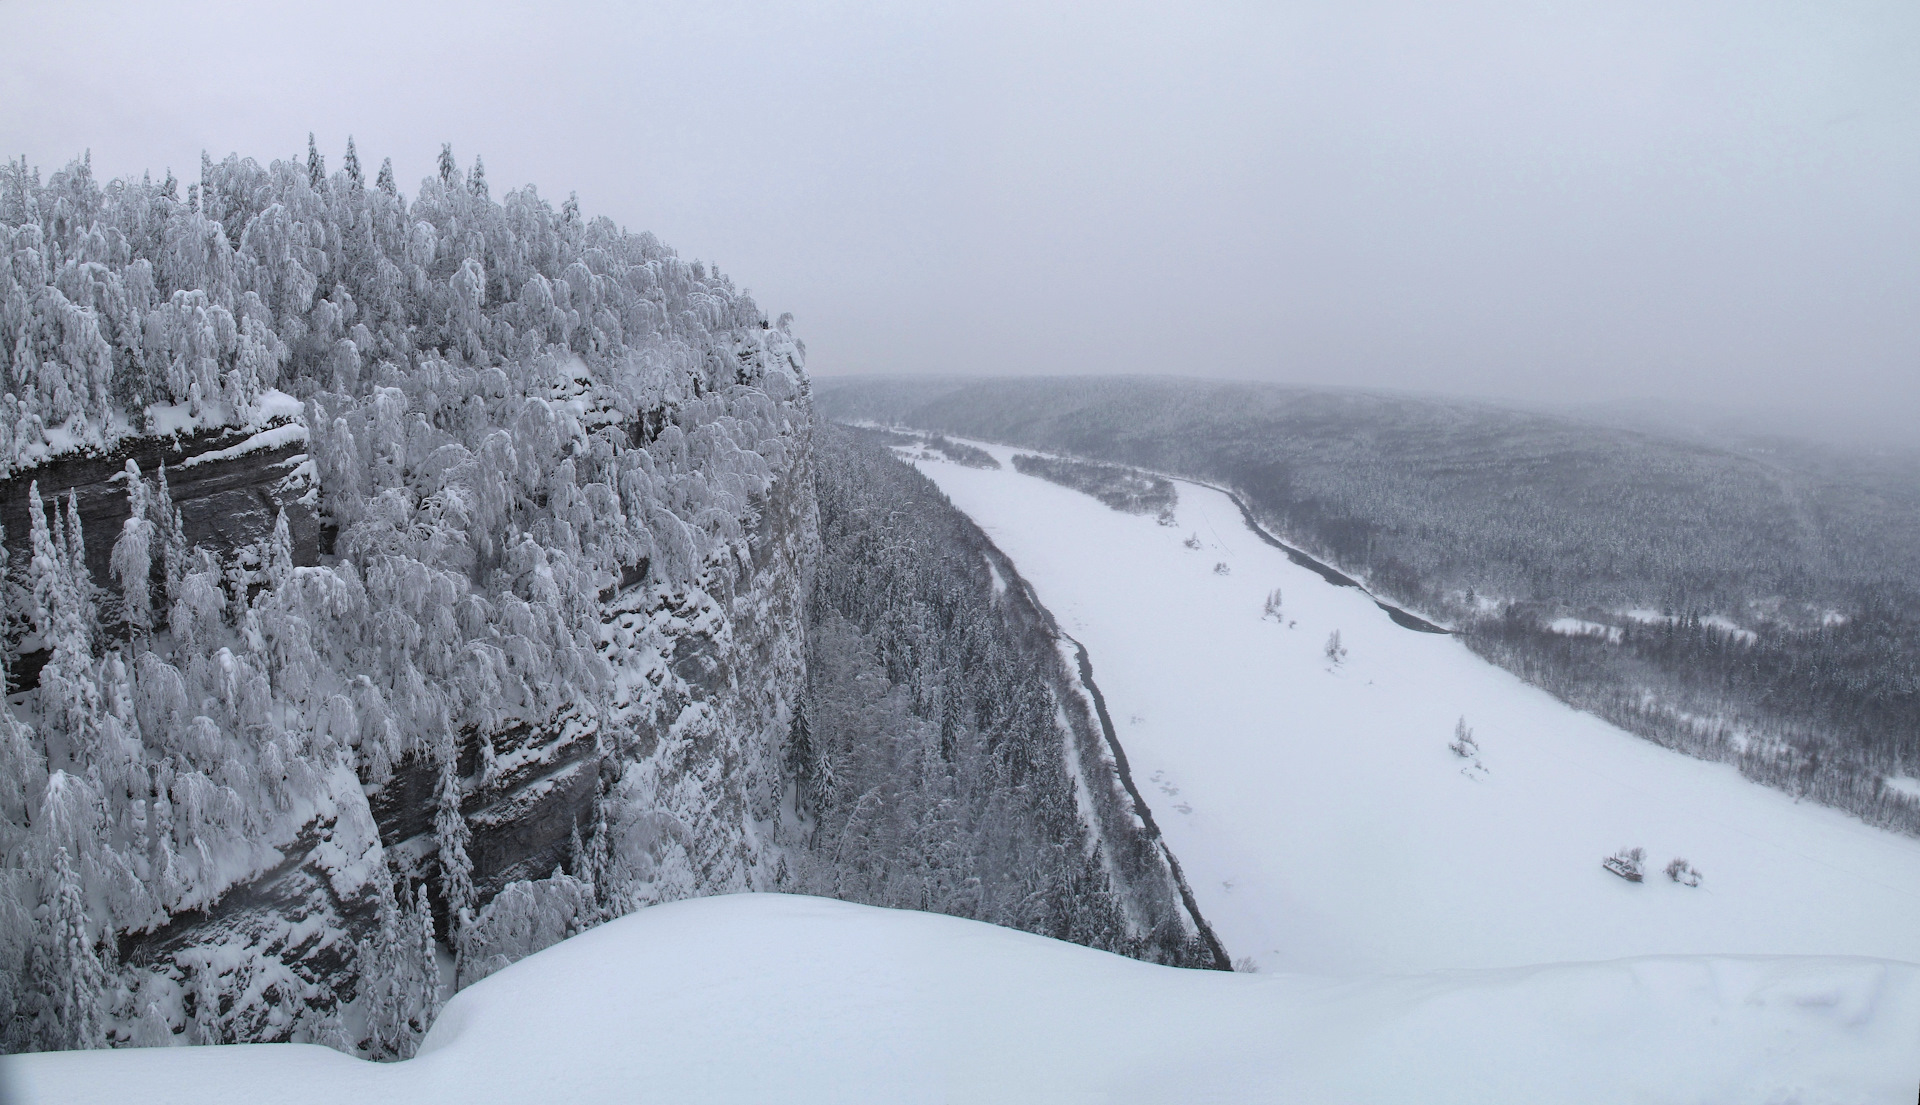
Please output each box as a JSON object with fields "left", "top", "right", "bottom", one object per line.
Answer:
{"left": 789, "top": 424, "right": 1220, "bottom": 967}
{"left": 1470, "top": 613, "right": 1920, "bottom": 835}
{"left": 1010, "top": 454, "right": 1176, "bottom": 518}
{"left": 927, "top": 435, "right": 998, "bottom": 469}
{"left": 0, "top": 138, "right": 780, "bottom": 472}
{"left": 815, "top": 376, "right": 1920, "bottom": 834}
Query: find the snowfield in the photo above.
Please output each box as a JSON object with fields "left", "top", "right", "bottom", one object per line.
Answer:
{"left": 906, "top": 439, "right": 1920, "bottom": 978}
{"left": 11, "top": 893, "right": 1920, "bottom": 1105}
{"left": 15, "top": 435, "right": 1920, "bottom": 1103}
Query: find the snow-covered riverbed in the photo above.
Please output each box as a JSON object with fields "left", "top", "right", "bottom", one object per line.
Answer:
{"left": 908, "top": 439, "right": 1920, "bottom": 975}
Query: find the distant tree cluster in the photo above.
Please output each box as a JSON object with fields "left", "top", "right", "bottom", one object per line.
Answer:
{"left": 1010, "top": 454, "right": 1176, "bottom": 520}
{"left": 925, "top": 435, "right": 999, "bottom": 469}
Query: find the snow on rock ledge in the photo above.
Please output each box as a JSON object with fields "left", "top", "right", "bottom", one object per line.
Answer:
{"left": 10, "top": 893, "right": 1919, "bottom": 1105}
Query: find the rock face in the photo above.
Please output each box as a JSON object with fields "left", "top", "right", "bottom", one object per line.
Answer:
{"left": 0, "top": 386, "right": 815, "bottom": 1049}
{"left": 0, "top": 145, "right": 824, "bottom": 1057}
{"left": 1, "top": 421, "right": 318, "bottom": 688}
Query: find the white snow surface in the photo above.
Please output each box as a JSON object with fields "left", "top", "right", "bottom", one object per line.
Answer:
{"left": 16, "top": 435, "right": 1920, "bottom": 1102}
{"left": 909, "top": 440, "right": 1920, "bottom": 976}
{"left": 1547, "top": 616, "right": 1623, "bottom": 643}
{"left": 175, "top": 423, "right": 309, "bottom": 468}
{"left": 11, "top": 893, "right": 1919, "bottom": 1105}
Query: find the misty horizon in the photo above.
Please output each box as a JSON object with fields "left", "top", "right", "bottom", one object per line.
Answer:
{"left": 6, "top": 1, "right": 1916, "bottom": 447}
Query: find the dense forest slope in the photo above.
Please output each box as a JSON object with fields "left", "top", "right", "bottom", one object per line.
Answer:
{"left": 0, "top": 147, "right": 1221, "bottom": 1062}
{"left": 816, "top": 376, "right": 1920, "bottom": 835}
{"left": 0, "top": 141, "right": 818, "bottom": 1057}
{"left": 786, "top": 426, "right": 1221, "bottom": 967}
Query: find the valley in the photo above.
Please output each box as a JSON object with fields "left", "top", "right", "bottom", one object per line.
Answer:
{"left": 902, "top": 436, "right": 1920, "bottom": 975}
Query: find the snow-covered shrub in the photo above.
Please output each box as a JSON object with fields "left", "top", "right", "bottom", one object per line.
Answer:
{"left": 1261, "top": 588, "right": 1283, "bottom": 621}
{"left": 1604, "top": 847, "right": 1646, "bottom": 882}
{"left": 1665, "top": 857, "right": 1703, "bottom": 887}
{"left": 1324, "top": 630, "right": 1347, "bottom": 664}
{"left": 1448, "top": 717, "right": 1478, "bottom": 759}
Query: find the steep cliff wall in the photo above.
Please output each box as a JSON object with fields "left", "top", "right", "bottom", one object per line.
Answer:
{"left": 0, "top": 358, "right": 813, "bottom": 1054}
{"left": 0, "top": 145, "right": 815, "bottom": 1056}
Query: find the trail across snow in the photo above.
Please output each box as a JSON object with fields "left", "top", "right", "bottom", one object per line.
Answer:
{"left": 908, "top": 439, "right": 1920, "bottom": 976}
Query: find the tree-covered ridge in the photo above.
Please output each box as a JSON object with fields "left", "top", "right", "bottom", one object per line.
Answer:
{"left": 0, "top": 142, "right": 811, "bottom": 1057}
{"left": 0, "top": 138, "right": 781, "bottom": 473}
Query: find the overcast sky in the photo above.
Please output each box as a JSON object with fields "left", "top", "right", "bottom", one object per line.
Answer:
{"left": 4, "top": 0, "right": 1916, "bottom": 442}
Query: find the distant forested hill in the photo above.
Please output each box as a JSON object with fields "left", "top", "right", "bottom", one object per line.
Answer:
{"left": 816, "top": 375, "right": 1920, "bottom": 835}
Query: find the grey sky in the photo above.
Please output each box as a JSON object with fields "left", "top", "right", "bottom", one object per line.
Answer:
{"left": 4, "top": 0, "right": 1916, "bottom": 442}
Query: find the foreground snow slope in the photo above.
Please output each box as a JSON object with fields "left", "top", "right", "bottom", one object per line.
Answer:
{"left": 12, "top": 894, "right": 1920, "bottom": 1105}
{"left": 910, "top": 441, "right": 1920, "bottom": 976}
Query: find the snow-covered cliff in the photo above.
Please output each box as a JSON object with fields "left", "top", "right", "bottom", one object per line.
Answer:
{"left": 0, "top": 144, "right": 814, "bottom": 1056}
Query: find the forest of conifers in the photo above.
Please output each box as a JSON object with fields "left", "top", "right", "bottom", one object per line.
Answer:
{"left": 0, "top": 143, "right": 1223, "bottom": 1059}
{"left": 816, "top": 375, "right": 1920, "bottom": 835}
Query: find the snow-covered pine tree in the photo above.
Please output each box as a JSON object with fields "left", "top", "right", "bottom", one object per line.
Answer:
{"left": 60, "top": 491, "right": 96, "bottom": 648}
{"left": 111, "top": 461, "right": 156, "bottom": 642}
{"left": 584, "top": 784, "right": 615, "bottom": 916}
{"left": 358, "top": 879, "right": 407, "bottom": 1059}
{"left": 26, "top": 847, "right": 106, "bottom": 1051}
{"left": 434, "top": 749, "right": 474, "bottom": 977}
{"left": 306, "top": 134, "right": 325, "bottom": 191}
{"left": 264, "top": 509, "right": 294, "bottom": 595}
{"left": 152, "top": 464, "right": 188, "bottom": 610}
{"left": 408, "top": 882, "right": 442, "bottom": 1035}
{"left": 28, "top": 485, "right": 100, "bottom": 764}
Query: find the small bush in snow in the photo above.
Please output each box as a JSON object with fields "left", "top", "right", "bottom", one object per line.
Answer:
{"left": 1184, "top": 532, "right": 1202, "bottom": 550}
{"left": 1262, "top": 589, "right": 1283, "bottom": 621}
{"left": 1448, "top": 717, "right": 1478, "bottom": 758}
{"left": 1603, "top": 847, "right": 1646, "bottom": 882}
{"left": 1665, "top": 858, "right": 1703, "bottom": 887}
{"left": 1232, "top": 956, "right": 1260, "bottom": 973}
{"left": 1324, "top": 630, "right": 1347, "bottom": 664}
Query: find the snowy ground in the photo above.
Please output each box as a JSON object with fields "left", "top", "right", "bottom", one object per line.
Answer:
{"left": 908, "top": 439, "right": 1920, "bottom": 977}
{"left": 12, "top": 893, "right": 1920, "bottom": 1105}
{"left": 16, "top": 437, "right": 1920, "bottom": 1103}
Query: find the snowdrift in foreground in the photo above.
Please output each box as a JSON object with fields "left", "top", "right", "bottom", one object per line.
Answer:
{"left": 9, "top": 894, "right": 1918, "bottom": 1105}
